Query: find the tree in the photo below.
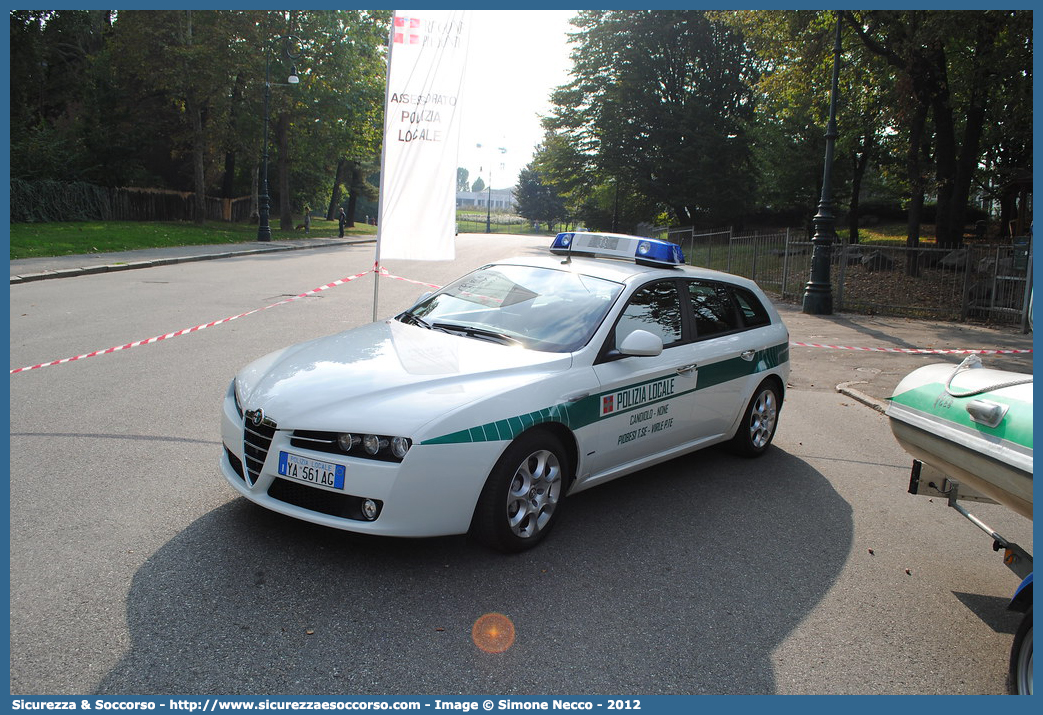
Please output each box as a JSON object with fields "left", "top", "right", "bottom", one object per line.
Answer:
{"left": 471, "top": 176, "right": 485, "bottom": 193}
{"left": 968, "top": 13, "right": 1032, "bottom": 238}
{"left": 545, "top": 10, "right": 759, "bottom": 228}
{"left": 457, "top": 167, "right": 470, "bottom": 192}
{"left": 727, "top": 11, "right": 898, "bottom": 240}
{"left": 531, "top": 131, "right": 595, "bottom": 227}
{"left": 9, "top": 10, "right": 119, "bottom": 183}
{"left": 846, "top": 10, "right": 1031, "bottom": 248}
{"left": 284, "top": 10, "right": 389, "bottom": 224}
{"left": 533, "top": 132, "right": 659, "bottom": 232}
{"left": 110, "top": 10, "right": 252, "bottom": 224}
{"left": 514, "top": 165, "right": 566, "bottom": 230}
{"left": 9, "top": 9, "right": 390, "bottom": 228}
{"left": 342, "top": 159, "right": 379, "bottom": 227}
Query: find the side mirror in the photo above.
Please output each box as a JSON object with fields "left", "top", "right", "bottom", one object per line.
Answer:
{"left": 411, "top": 291, "right": 433, "bottom": 308}
{"left": 618, "top": 329, "right": 663, "bottom": 357}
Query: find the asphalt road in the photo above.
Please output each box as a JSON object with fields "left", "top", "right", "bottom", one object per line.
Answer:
{"left": 7, "top": 234, "right": 1034, "bottom": 696}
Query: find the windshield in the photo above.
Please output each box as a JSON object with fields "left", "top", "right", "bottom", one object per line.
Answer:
{"left": 396, "top": 264, "right": 624, "bottom": 352}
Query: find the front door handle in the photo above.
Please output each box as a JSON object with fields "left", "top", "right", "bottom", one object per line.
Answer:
{"left": 676, "top": 364, "right": 697, "bottom": 375}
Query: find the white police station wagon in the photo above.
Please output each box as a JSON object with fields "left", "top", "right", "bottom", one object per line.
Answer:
{"left": 220, "top": 233, "right": 790, "bottom": 551}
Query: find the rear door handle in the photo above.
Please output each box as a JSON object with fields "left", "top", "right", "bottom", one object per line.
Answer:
{"left": 740, "top": 350, "right": 756, "bottom": 362}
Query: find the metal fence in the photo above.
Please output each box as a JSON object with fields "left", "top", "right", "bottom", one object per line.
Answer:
{"left": 455, "top": 212, "right": 537, "bottom": 235}
{"left": 658, "top": 226, "right": 1033, "bottom": 329}
{"left": 10, "top": 178, "right": 256, "bottom": 223}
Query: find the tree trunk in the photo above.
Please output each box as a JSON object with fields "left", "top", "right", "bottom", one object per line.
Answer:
{"left": 345, "top": 162, "right": 360, "bottom": 228}
{"left": 221, "top": 151, "right": 236, "bottom": 199}
{"left": 250, "top": 161, "right": 259, "bottom": 222}
{"left": 327, "top": 157, "right": 346, "bottom": 220}
{"left": 905, "top": 100, "right": 928, "bottom": 277}
{"left": 950, "top": 101, "right": 986, "bottom": 246}
{"left": 929, "top": 45, "right": 959, "bottom": 249}
{"left": 221, "top": 74, "right": 243, "bottom": 201}
{"left": 998, "top": 186, "right": 1016, "bottom": 239}
{"left": 276, "top": 112, "right": 292, "bottom": 231}
{"left": 184, "top": 11, "right": 206, "bottom": 225}
{"left": 190, "top": 99, "right": 206, "bottom": 225}
{"left": 1014, "top": 185, "right": 1030, "bottom": 237}
{"left": 848, "top": 132, "right": 874, "bottom": 243}
{"left": 951, "top": 20, "right": 999, "bottom": 245}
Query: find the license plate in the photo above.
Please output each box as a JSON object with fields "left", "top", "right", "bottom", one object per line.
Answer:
{"left": 278, "top": 452, "right": 346, "bottom": 490}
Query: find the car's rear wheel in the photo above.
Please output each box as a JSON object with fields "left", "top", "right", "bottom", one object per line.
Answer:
{"left": 727, "top": 379, "right": 782, "bottom": 457}
{"left": 471, "top": 430, "right": 567, "bottom": 552}
{"left": 1009, "top": 608, "right": 1032, "bottom": 695}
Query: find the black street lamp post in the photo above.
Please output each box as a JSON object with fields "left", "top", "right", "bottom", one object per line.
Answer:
{"left": 802, "top": 15, "right": 842, "bottom": 315}
{"left": 257, "top": 36, "right": 301, "bottom": 242}
{"left": 485, "top": 180, "right": 492, "bottom": 234}
{"left": 477, "top": 143, "right": 506, "bottom": 234}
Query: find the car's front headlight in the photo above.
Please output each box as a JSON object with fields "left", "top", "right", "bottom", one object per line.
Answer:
{"left": 390, "top": 436, "right": 411, "bottom": 460}
{"left": 290, "top": 430, "right": 412, "bottom": 463}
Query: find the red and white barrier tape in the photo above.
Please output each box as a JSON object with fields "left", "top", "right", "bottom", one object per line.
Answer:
{"left": 10, "top": 268, "right": 1033, "bottom": 374}
{"left": 377, "top": 266, "right": 441, "bottom": 290}
{"left": 10, "top": 269, "right": 373, "bottom": 374}
{"left": 789, "top": 341, "right": 1032, "bottom": 355}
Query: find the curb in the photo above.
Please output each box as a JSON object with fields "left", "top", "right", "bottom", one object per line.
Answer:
{"left": 836, "top": 381, "right": 889, "bottom": 414}
{"left": 10, "top": 237, "right": 375, "bottom": 285}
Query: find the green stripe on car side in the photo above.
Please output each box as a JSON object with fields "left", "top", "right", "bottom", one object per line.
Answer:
{"left": 421, "top": 341, "right": 789, "bottom": 446}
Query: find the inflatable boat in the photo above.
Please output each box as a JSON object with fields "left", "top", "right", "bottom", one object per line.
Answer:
{"left": 886, "top": 355, "right": 1033, "bottom": 519}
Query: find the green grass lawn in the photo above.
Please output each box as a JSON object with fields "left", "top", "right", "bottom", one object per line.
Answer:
{"left": 8, "top": 219, "right": 378, "bottom": 260}
{"left": 9, "top": 217, "right": 927, "bottom": 260}
{"left": 8, "top": 212, "right": 549, "bottom": 259}
{"left": 857, "top": 224, "right": 937, "bottom": 246}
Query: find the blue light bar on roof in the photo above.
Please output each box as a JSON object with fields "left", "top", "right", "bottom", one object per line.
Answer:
{"left": 551, "top": 232, "right": 685, "bottom": 267}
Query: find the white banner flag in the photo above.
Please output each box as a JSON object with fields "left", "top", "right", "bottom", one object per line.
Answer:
{"left": 376, "top": 10, "right": 471, "bottom": 262}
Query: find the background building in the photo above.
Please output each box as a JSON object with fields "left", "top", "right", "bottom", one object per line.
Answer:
{"left": 456, "top": 187, "right": 517, "bottom": 212}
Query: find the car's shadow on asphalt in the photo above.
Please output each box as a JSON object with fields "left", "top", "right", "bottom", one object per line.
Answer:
{"left": 95, "top": 446, "right": 852, "bottom": 696}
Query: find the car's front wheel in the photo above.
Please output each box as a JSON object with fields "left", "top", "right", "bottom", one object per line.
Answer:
{"left": 471, "top": 430, "right": 567, "bottom": 552}
{"left": 727, "top": 378, "right": 782, "bottom": 457}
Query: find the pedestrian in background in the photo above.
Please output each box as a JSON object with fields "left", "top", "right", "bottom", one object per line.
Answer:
{"left": 338, "top": 207, "right": 346, "bottom": 238}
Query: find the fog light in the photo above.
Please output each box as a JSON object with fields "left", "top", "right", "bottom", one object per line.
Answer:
{"left": 390, "top": 436, "right": 411, "bottom": 460}
{"left": 361, "top": 499, "right": 379, "bottom": 521}
{"left": 338, "top": 433, "right": 359, "bottom": 451}
{"left": 363, "top": 435, "right": 387, "bottom": 455}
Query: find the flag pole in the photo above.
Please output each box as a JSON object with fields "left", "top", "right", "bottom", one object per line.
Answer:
{"left": 374, "top": 10, "right": 469, "bottom": 318}
{"left": 372, "top": 13, "right": 398, "bottom": 322}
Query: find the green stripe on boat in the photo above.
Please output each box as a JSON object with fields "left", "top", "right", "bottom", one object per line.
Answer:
{"left": 889, "top": 382, "right": 1033, "bottom": 449}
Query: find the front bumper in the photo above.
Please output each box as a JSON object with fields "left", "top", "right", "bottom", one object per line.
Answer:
{"left": 219, "top": 384, "right": 506, "bottom": 537}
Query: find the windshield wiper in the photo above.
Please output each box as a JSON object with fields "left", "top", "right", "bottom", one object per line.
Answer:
{"left": 431, "top": 322, "right": 521, "bottom": 346}
{"left": 397, "top": 312, "right": 432, "bottom": 330}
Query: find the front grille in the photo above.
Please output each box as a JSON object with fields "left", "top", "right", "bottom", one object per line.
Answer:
{"left": 243, "top": 418, "right": 277, "bottom": 485}
{"left": 290, "top": 430, "right": 340, "bottom": 455}
{"left": 267, "top": 477, "right": 381, "bottom": 521}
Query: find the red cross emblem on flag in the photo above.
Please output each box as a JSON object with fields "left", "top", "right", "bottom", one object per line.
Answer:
{"left": 393, "top": 16, "right": 421, "bottom": 45}
{"left": 601, "top": 395, "right": 615, "bottom": 415}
